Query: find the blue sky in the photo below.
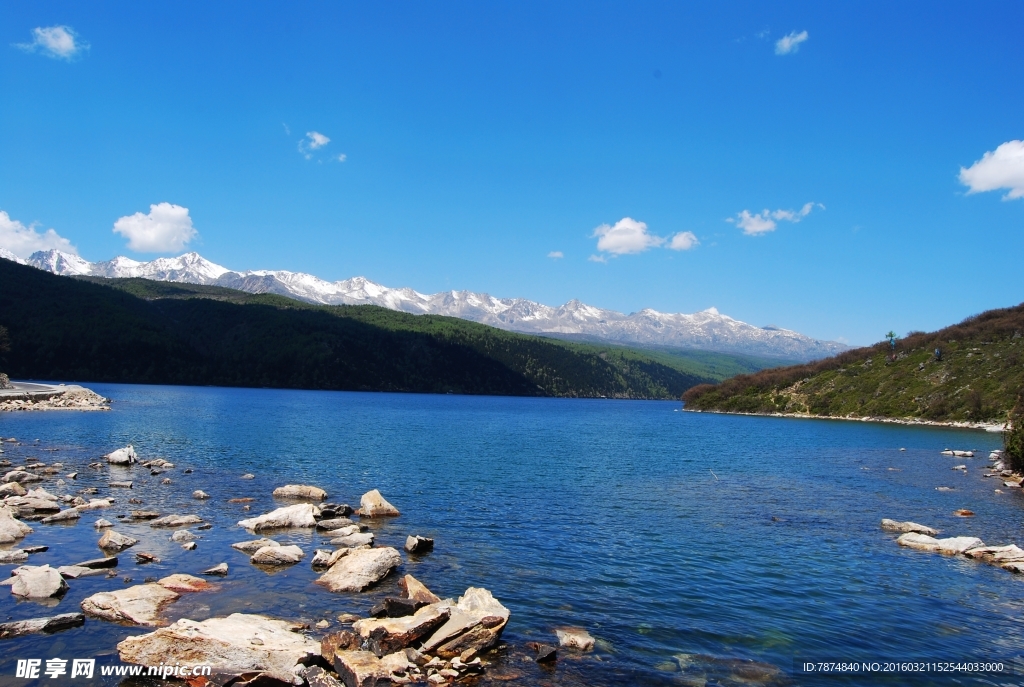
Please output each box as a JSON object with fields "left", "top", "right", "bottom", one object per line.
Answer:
{"left": 1, "top": 2, "right": 1022, "bottom": 346}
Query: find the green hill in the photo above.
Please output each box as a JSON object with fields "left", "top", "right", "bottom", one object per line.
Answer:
{"left": 683, "top": 303, "right": 1024, "bottom": 424}
{"left": 0, "top": 257, "right": 718, "bottom": 399}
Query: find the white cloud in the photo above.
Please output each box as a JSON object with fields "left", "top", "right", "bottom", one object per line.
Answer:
{"left": 668, "top": 231, "right": 699, "bottom": 251}
{"left": 297, "top": 131, "right": 331, "bottom": 159}
{"left": 112, "top": 203, "right": 197, "bottom": 253}
{"left": 16, "top": 25, "right": 88, "bottom": 60}
{"left": 588, "top": 254, "right": 608, "bottom": 263}
{"left": 959, "top": 140, "right": 1024, "bottom": 200}
{"left": 336, "top": 153, "right": 347, "bottom": 162}
{"left": 0, "top": 210, "right": 78, "bottom": 258}
{"left": 775, "top": 30, "right": 808, "bottom": 55}
{"left": 729, "top": 203, "right": 821, "bottom": 235}
{"left": 592, "top": 217, "right": 665, "bottom": 256}
{"left": 547, "top": 251, "right": 564, "bottom": 259}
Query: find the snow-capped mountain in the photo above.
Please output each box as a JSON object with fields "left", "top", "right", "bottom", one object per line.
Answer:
{"left": 16, "top": 249, "right": 848, "bottom": 360}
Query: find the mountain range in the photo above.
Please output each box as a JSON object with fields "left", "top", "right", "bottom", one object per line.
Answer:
{"left": 1, "top": 248, "right": 847, "bottom": 360}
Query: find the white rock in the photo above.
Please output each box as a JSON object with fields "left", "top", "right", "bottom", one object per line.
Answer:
{"left": 11, "top": 565, "right": 69, "bottom": 599}
{"left": 170, "top": 530, "right": 199, "bottom": 542}
{"left": 117, "top": 614, "right": 320, "bottom": 684}
{"left": 359, "top": 489, "right": 400, "bottom": 517}
{"left": 94, "top": 518, "right": 114, "bottom": 528}
{"left": 880, "top": 519, "right": 937, "bottom": 535}
{"left": 0, "top": 505, "right": 33, "bottom": 544}
{"left": 238, "top": 503, "right": 319, "bottom": 531}
{"left": 251, "top": 545, "right": 304, "bottom": 566}
{"left": 330, "top": 532, "right": 375, "bottom": 548}
{"left": 555, "top": 627, "right": 595, "bottom": 651}
{"left": 81, "top": 584, "right": 180, "bottom": 626}
{"left": 105, "top": 445, "right": 137, "bottom": 465}
{"left": 98, "top": 530, "right": 139, "bottom": 551}
{"left": 272, "top": 485, "right": 327, "bottom": 501}
{"left": 231, "top": 538, "right": 280, "bottom": 554}
{"left": 316, "top": 547, "right": 402, "bottom": 592}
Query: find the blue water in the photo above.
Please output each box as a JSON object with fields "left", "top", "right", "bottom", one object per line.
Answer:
{"left": 0, "top": 384, "right": 1020, "bottom": 686}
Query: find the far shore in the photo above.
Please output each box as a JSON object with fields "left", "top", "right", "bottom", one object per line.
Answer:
{"left": 683, "top": 407, "right": 1007, "bottom": 433}
{"left": 0, "top": 381, "right": 110, "bottom": 412}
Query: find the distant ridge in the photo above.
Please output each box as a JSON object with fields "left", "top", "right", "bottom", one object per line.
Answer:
{"left": 11, "top": 248, "right": 848, "bottom": 360}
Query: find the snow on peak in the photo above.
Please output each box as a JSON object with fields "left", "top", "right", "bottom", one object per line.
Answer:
{"left": 19, "top": 250, "right": 849, "bottom": 360}
{"left": 0, "top": 247, "right": 27, "bottom": 265}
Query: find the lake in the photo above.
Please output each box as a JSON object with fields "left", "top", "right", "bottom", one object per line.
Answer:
{"left": 0, "top": 383, "right": 1018, "bottom": 686}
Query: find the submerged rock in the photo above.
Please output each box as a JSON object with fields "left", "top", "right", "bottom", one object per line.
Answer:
{"left": 105, "top": 445, "right": 137, "bottom": 465}
{"left": 555, "top": 627, "right": 595, "bottom": 651}
{"left": 192, "top": 490, "right": 210, "bottom": 500}
{"left": 117, "top": 613, "right": 320, "bottom": 685}
{"left": 98, "top": 530, "right": 138, "bottom": 551}
{"left": 880, "top": 519, "right": 937, "bottom": 535}
{"left": 238, "top": 503, "right": 320, "bottom": 531}
{"left": 897, "top": 533, "right": 985, "bottom": 554}
{"left": 316, "top": 547, "right": 402, "bottom": 592}
{"left": 359, "top": 489, "right": 400, "bottom": 517}
{"left": 273, "top": 484, "right": 328, "bottom": 501}
{"left": 157, "top": 574, "right": 213, "bottom": 592}
{"left": 0, "top": 613, "right": 84, "bottom": 639}
{"left": 251, "top": 545, "right": 304, "bottom": 566}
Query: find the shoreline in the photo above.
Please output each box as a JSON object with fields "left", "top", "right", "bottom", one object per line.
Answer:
{"left": 0, "top": 383, "right": 110, "bottom": 412}
{"left": 683, "top": 407, "right": 1008, "bottom": 433}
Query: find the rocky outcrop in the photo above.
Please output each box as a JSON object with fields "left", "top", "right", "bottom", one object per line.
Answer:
{"left": 896, "top": 533, "right": 985, "bottom": 554}
{"left": 238, "top": 503, "right": 319, "bottom": 531}
{"left": 359, "top": 490, "right": 399, "bottom": 517}
{"left": 117, "top": 614, "right": 320, "bottom": 685}
{"left": 273, "top": 484, "right": 328, "bottom": 501}
{"left": 316, "top": 547, "right": 402, "bottom": 592}
{"left": 420, "top": 588, "right": 510, "bottom": 658}
{"left": 105, "top": 445, "right": 137, "bottom": 465}
{"left": 353, "top": 604, "right": 451, "bottom": 657}
{"left": 880, "top": 519, "right": 937, "bottom": 535}
{"left": 252, "top": 545, "right": 304, "bottom": 566}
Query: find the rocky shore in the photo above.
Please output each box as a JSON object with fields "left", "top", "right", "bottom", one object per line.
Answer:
{"left": 684, "top": 407, "right": 1008, "bottom": 433}
{"left": 0, "top": 436, "right": 597, "bottom": 686}
{"left": 0, "top": 385, "right": 109, "bottom": 412}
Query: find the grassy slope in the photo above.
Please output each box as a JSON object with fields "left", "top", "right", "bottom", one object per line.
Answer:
{"left": 0, "top": 260, "right": 712, "bottom": 399}
{"left": 683, "top": 303, "right": 1024, "bottom": 423}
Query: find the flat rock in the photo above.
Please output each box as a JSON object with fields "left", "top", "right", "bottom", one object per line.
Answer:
{"left": 252, "top": 545, "right": 304, "bottom": 566}
{"left": 105, "top": 445, "right": 137, "bottom": 465}
{"left": 400, "top": 574, "right": 441, "bottom": 604}
{"left": 40, "top": 508, "right": 81, "bottom": 524}
{"left": 11, "top": 565, "right": 69, "bottom": 600}
{"left": 238, "top": 503, "right": 320, "bottom": 531}
{"left": 232, "top": 538, "right": 280, "bottom": 554}
{"left": 330, "top": 532, "right": 375, "bottom": 548}
{"left": 117, "top": 613, "right": 320, "bottom": 684}
{"left": 880, "top": 519, "right": 937, "bottom": 535}
{"left": 333, "top": 650, "right": 390, "bottom": 687}
{"left": 0, "top": 549, "right": 29, "bottom": 564}
{"left": 57, "top": 565, "right": 106, "bottom": 579}
{"left": 98, "top": 530, "right": 138, "bottom": 551}
{"left": 157, "top": 574, "right": 213, "bottom": 592}
{"left": 0, "top": 482, "right": 27, "bottom": 497}
{"left": 964, "top": 544, "right": 1024, "bottom": 564}
{"left": 354, "top": 604, "right": 450, "bottom": 656}
{"left": 0, "top": 505, "right": 33, "bottom": 543}
{"left": 359, "top": 489, "right": 399, "bottom": 517}
{"left": 109, "top": 481, "right": 133, "bottom": 489}
{"left": 897, "top": 533, "right": 985, "bottom": 554}
{"left": 273, "top": 484, "right": 327, "bottom": 501}
{"left": 72, "top": 556, "right": 118, "bottom": 569}
{"left": 130, "top": 510, "right": 161, "bottom": 520}
{"left": 316, "top": 547, "right": 402, "bottom": 592}
{"left": 4, "top": 497, "right": 60, "bottom": 514}
{"left": 149, "top": 514, "right": 203, "bottom": 528}
{"left": 404, "top": 535, "right": 434, "bottom": 554}
{"left": 316, "top": 517, "right": 356, "bottom": 531}
{"left": 555, "top": 627, "right": 595, "bottom": 651}
{"left": 0, "top": 612, "right": 84, "bottom": 639}
{"left": 325, "top": 524, "right": 361, "bottom": 537}
{"left": 3, "top": 470, "right": 43, "bottom": 484}
{"left": 81, "top": 583, "right": 180, "bottom": 626}
{"left": 201, "top": 563, "right": 229, "bottom": 576}
{"left": 77, "top": 499, "right": 114, "bottom": 511}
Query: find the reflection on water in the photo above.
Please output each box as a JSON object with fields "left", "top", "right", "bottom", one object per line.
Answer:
{"left": 0, "top": 384, "right": 1018, "bottom": 686}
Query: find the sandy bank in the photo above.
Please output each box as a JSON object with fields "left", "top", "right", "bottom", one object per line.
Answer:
{"left": 683, "top": 408, "right": 1007, "bottom": 433}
